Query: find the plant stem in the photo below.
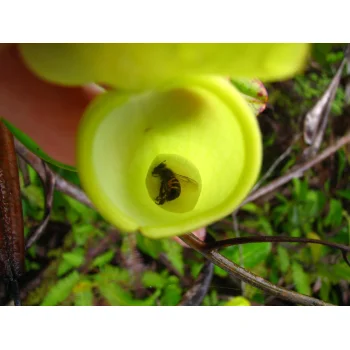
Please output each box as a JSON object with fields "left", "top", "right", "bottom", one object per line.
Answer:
{"left": 180, "top": 233, "right": 333, "bottom": 306}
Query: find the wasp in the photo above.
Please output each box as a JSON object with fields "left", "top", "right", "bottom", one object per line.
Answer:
{"left": 152, "top": 161, "right": 196, "bottom": 205}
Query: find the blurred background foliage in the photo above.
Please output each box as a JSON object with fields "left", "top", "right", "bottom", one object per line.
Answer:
{"left": 1, "top": 43, "right": 349, "bottom": 306}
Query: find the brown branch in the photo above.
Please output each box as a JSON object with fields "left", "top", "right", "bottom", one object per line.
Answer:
{"left": 14, "top": 139, "right": 94, "bottom": 209}
{"left": 179, "top": 233, "right": 333, "bottom": 306}
{"left": 242, "top": 131, "right": 350, "bottom": 207}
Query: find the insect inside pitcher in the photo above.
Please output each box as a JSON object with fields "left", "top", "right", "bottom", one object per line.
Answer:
{"left": 152, "top": 161, "right": 197, "bottom": 205}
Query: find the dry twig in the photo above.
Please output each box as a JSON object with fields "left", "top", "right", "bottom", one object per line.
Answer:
{"left": 178, "top": 260, "right": 213, "bottom": 306}
{"left": 242, "top": 131, "right": 350, "bottom": 207}
{"left": 14, "top": 139, "right": 94, "bottom": 209}
{"left": 303, "top": 45, "right": 350, "bottom": 158}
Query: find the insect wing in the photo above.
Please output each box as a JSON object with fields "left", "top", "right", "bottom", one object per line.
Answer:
{"left": 176, "top": 173, "right": 198, "bottom": 185}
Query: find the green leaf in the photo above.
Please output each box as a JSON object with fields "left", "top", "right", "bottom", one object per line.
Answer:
{"left": 318, "top": 261, "right": 350, "bottom": 290}
{"left": 330, "top": 290, "right": 340, "bottom": 305}
{"left": 224, "top": 296, "right": 251, "bottom": 306}
{"left": 142, "top": 271, "right": 167, "bottom": 289}
{"left": 331, "top": 263, "right": 350, "bottom": 281}
{"left": 72, "top": 224, "right": 95, "bottom": 246}
{"left": 277, "top": 246, "right": 290, "bottom": 273}
{"left": 74, "top": 289, "right": 94, "bottom": 306}
{"left": 330, "top": 225, "right": 349, "bottom": 245}
{"left": 269, "top": 264, "right": 279, "bottom": 285}
{"left": 57, "top": 261, "right": 74, "bottom": 277}
{"left": 58, "top": 193, "right": 98, "bottom": 223}
{"left": 95, "top": 266, "right": 130, "bottom": 285}
{"left": 62, "top": 248, "right": 85, "bottom": 267}
{"left": 292, "top": 178, "right": 308, "bottom": 202}
{"left": 291, "top": 228, "right": 301, "bottom": 237}
{"left": 291, "top": 262, "right": 311, "bottom": 296}
{"left": 56, "top": 247, "right": 85, "bottom": 275}
{"left": 161, "top": 276, "right": 182, "bottom": 306}
{"left": 242, "top": 243, "right": 271, "bottom": 268}
{"left": 275, "top": 193, "right": 289, "bottom": 204}
{"left": 161, "top": 239, "right": 184, "bottom": 275}
{"left": 210, "top": 290, "right": 219, "bottom": 306}
{"left": 21, "top": 184, "right": 45, "bottom": 209}
{"left": 272, "top": 204, "right": 289, "bottom": 226}
{"left": 41, "top": 271, "right": 80, "bottom": 306}
{"left": 97, "top": 282, "right": 136, "bottom": 306}
{"left": 289, "top": 204, "right": 301, "bottom": 228}
{"left": 64, "top": 195, "right": 93, "bottom": 217}
{"left": 303, "top": 190, "right": 326, "bottom": 220}
{"left": 312, "top": 44, "right": 333, "bottom": 66}
{"left": 258, "top": 216, "right": 274, "bottom": 235}
{"left": 136, "top": 234, "right": 163, "bottom": 259}
{"left": 336, "top": 189, "right": 350, "bottom": 201}
{"left": 139, "top": 290, "right": 162, "bottom": 306}
{"left": 245, "top": 284, "right": 263, "bottom": 301}
{"left": 191, "top": 262, "right": 204, "bottom": 278}
{"left": 25, "top": 260, "right": 41, "bottom": 271}
{"left": 240, "top": 203, "right": 262, "bottom": 215}
{"left": 281, "top": 157, "right": 296, "bottom": 172}
{"left": 320, "top": 280, "right": 331, "bottom": 302}
{"left": 214, "top": 265, "right": 228, "bottom": 278}
{"left": 337, "top": 149, "right": 346, "bottom": 183}
{"left": 92, "top": 250, "right": 115, "bottom": 268}
{"left": 97, "top": 279, "right": 160, "bottom": 306}
{"left": 203, "top": 290, "right": 219, "bottom": 306}
{"left": 222, "top": 242, "right": 271, "bottom": 269}
{"left": 325, "top": 199, "right": 343, "bottom": 227}
{"left": 73, "top": 281, "right": 94, "bottom": 306}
